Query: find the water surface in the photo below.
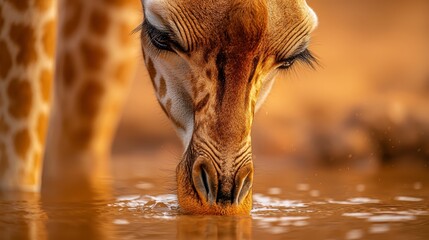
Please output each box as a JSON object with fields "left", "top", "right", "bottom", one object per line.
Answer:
{"left": 0, "top": 155, "right": 428, "bottom": 240}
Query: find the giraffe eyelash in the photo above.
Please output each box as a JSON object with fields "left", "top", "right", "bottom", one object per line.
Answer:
{"left": 132, "top": 23, "right": 143, "bottom": 35}
{"left": 144, "top": 21, "right": 175, "bottom": 52}
{"left": 294, "top": 49, "right": 319, "bottom": 69}
{"left": 141, "top": 20, "right": 189, "bottom": 59}
{"left": 140, "top": 21, "right": 174, "bottom": 58}
{"left": 277, "top": 49, "right": 319, "bottom": 71}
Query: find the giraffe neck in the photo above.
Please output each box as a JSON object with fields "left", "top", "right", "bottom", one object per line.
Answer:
{"left": 43, "top": 0, "right": 140, "bottom": 183}
{"left": 0, "top": 0, "right": 56, "bottom": 191}
{"left": 0, "top": 0, "right": 141, "bottom": 191}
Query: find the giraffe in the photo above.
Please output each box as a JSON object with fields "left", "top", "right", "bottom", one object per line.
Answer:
{"left": 0, "top": 0, "right": 140, "bottom": 192}
{"left": 0, "top": 0, "right": 318, "bottom": 216}
{"left": 139, "top": 0, "right": 318, "bottom": 215}
{"left": 43, "top": 0, "right": 141, "bottom": 188}
{"left": 0, "top": 0, "right": 56, "bottom": 192}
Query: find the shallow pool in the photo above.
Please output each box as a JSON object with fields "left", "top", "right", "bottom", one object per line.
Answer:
{"left": 0, "top": 154, "right": 428, "bottom": 239}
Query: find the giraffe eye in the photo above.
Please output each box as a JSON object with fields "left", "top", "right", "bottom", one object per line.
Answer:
{"left": 144, "top": 20, "right": 174, "bottom": 52}
{"left": 150, "top": 33, "right": 171, "bottom": 50}
{"left": 278, "top": 59, "right": 296, "bottom": 69}
{"left": 277, "top": 49, "right": 318, "bottom": 70}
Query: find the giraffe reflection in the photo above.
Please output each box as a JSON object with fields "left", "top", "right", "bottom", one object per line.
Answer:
{"left": 41, "top": 169, "right": 114, "bottom": 240}
{"left": 177, "top": 216, "right": 252, "bottom": 240}
{"left": 0, "top": 192, "right": 47, "bottom": 240}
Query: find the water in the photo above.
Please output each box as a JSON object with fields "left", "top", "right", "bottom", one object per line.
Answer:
{"left": 0, "top": 155, "right": 428, "bottom": 240}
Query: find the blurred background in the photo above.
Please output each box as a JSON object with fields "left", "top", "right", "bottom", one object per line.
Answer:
{"left": 113, "top": 0, "right": 429, "bottom": 171}
{"left": 1, "top": 1, "right": 428, "bottom": 239}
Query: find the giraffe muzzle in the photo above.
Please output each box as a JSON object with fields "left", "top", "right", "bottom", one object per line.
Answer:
{"left": 192, "top": 157, "right": 253, "bottom": 206}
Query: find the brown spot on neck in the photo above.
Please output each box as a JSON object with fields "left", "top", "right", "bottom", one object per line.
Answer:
{"left": 56, "top": 85, "right": 116, "bottom": 161}
{"left": 0, "top": 40, "right": 12, "bottom": 78}
{"left": 61, "top": 51, "right": 76, "bottom": 87}
{"left": 0, "top": 142, "right": 8, "bottom": 178}
{"left": 9, "top": 23, "right": 37, "bottom": 66}
{"left": 0, "top": 6, "right": 4, "bottom": 30}
{"left": 79, "top": 40, "right": 107, "bottom": 71}
{"left": 62, "top": 0, "right": 83, "bottom": 38}
{"left": 69, "top": 123, "right": 94, "bottom": 150}
{"left": 90, "top": 9, "right": 110, "bottom": 36}
{"left": 114, "top": 61, "right": 133, "bottom": 86}
{"left": 14, "top": 128, "right": 31, "bottom": 160}
{"left": 5, "top": 0, "right": 29, "bottom": 11}
{"left": 104, "top": 0, "right": 140, "bottom": 7}
{"left": 35, "top": 0, "right": 53, "bottom": 12}
{"left": 0, "top": 116, "right": 10, "bottom": 134}
{"left": 7, "top": 78, "right": 33, "bottom": 119}
{"left": 77, "top": 79, "right": 104, "bottom": 119}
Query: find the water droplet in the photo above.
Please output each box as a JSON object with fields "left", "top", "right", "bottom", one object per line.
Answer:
{"left": 328, "top": 197, "right": 379, "bottom": 205}
{"left": 116, "top": 195, "right": 140, "bottom": 201}
{"left": 310, "top": 190, "right": 320, "bottom": 197}
{"left": 342, "top": 212, "right": 372, "bottom": 218}
{"left": 346, "top": 229, "right": 364, "bottom": 240}
{"left": 293, "top": 220, "right": 309, "bottom": 227}
{"left": 367, "top": 215, "right": 416, "bottom": 222}
{"left": 348, "top": 197, "right": 380, "bottom": 204}
{"left": 113, "top": 219, "right": 130, "bottom": 225}
{"left": 152, "top": 202, "right": 170, "bottom": 211}
{"left": 297, "top": 183, "right": 310, "bottom": 191}
{"left": 279, "top": 216, "right": 310, "bottom": 221}
{"left": 413, "top": 182, "right": 422, "bottom": 190}
{"left": 135, "top": 182, "right": 154, "bottom": 190}
{"left": 267, "top": 187, "right": 282, "bottom": 195}
{"left": 356, "top": 184, "right": 366, "bottom": 192}
{"left": 394, "top": 196, "right": 423, "bottom": 202}
{"left": 369, "top": 224, "right": 390, "bottom": 234}
{"left": 267, "top": 226, "right": 288, "bottom": 234}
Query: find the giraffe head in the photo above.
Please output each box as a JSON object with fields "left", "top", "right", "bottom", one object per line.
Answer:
{"left": 139, "top": 0, "right": 318, "bottom": 215}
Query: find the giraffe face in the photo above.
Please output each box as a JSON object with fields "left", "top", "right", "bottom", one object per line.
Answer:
{"left": 140, "top": 0, "right": 318, "bottom": 215}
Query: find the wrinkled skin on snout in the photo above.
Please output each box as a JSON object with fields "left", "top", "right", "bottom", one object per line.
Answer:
{"left": 139, "top": 0, "right": 318, "bottom": 215}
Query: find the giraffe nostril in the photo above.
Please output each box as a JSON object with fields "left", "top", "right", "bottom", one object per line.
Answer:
{"left": 192, "top": 157, "right": 253, "bottom": 206}
{"left": 192, "top": 157, "right": 218, "bottom": 205}
{"left": 233, "top": 163, "right": 253, "bottom": 205}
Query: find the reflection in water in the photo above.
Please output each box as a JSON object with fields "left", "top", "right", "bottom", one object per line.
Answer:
{"left": 0, "top": 192, "right": 47, "bottom": 240}
{"left": 40, "top": 156, "right": 115, "bottom": 240}
{"left": 109, "top": 194, "right": 253, "bottom": 239}
{"left": 105, "top": 182, "right": 428, "bottom": 239}
{"left": 177, "top": 216, "right": 252, "bottom": 240}
{"left": 0, "top": 159, "right": 428, "bottom": 239}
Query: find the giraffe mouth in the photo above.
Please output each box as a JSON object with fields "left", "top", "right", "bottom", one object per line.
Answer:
{"left": 176, "top": 146, "right": 254, "bottom": 215}
{"left": 191, "top": 156, "right": 253, "bottom": 206}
